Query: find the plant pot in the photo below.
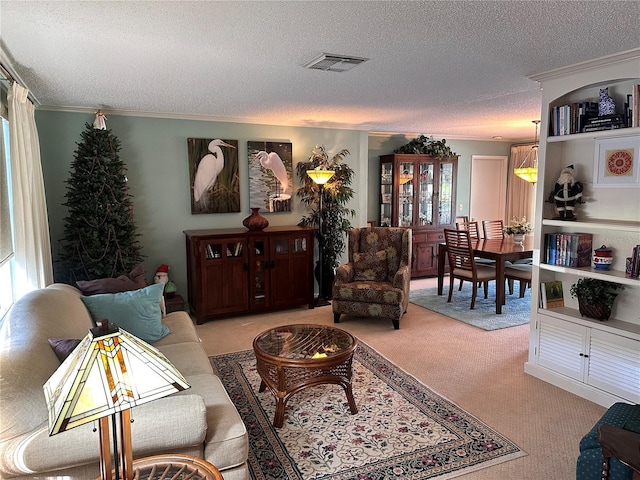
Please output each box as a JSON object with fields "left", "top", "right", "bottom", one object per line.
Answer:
{"left": 314, "top": 261, "right": 336, "bottom": 300}
{"left": 512, "top": 234, "right": 525, "bottom": 246}
{"left": 577, "top": 296, "right": 614, "bottom": 321}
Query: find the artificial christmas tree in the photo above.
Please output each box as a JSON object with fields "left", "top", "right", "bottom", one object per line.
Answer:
{"left": 57, "top": 113, "right": 143, "bottom": 283}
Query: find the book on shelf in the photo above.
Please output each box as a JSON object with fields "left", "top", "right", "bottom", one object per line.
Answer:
{"left": 633, "top": 84, "right": 640, "bottom": 128}
{"left": 544, "top": 233, "right": 592, "bottom": 267}
{"left": 629, "top": 244, "right": 640, "bottom": 278}
{"left": 540, "top": 281, "right": 564, "bottom": 309}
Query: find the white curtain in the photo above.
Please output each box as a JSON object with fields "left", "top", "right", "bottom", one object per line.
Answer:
{"left": 506, "top": 144, "right": 536, "bottom": 223}
{"left": 8, "top": 83, "right": 53, "bottom": 296}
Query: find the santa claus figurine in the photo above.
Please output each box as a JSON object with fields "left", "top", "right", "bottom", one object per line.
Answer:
{"left": 154, "top": 264, "right": 170, "bottom": 286}
{"left": 154, "top": 264, "right": 178, "bottom": 298}
{"left": 549, "top": 164, "right": 583, "bottom": 221}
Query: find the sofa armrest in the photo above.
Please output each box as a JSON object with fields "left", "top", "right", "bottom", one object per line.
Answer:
{"left": 392, "top": 264, "right": 411, "bottom": 291}
{"left": 335, "top": 263, "right": 355, "bottom": 285}
{"left": 0, "top": 395, "right": 207, "bottom": 477}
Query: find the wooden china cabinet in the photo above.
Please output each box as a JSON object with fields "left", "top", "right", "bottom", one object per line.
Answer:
{"left": 379, "top": 154, "right": 458, "bottom": 277}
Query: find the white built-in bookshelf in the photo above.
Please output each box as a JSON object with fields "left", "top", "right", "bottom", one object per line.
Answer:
{"left": 524, "top": 49, "right": 640, "bottom": 407}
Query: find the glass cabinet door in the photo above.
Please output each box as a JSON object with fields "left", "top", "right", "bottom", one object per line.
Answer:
{"left": 438, "top": 161, "right": 455, "bottom": 226}
{"left": 399, "top": 162, "right": 414, "bottom": 227}
{"left": 417, "top": 161, "right": 434, "bottom": 226}
{"left": 380, "top": 162, "right": 393, "bottom": 227}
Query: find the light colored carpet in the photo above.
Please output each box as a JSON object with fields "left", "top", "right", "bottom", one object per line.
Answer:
{"left": 211, "top": 342, "right": 525, "bottom": 479}
{"left": 193, "top": 277, "right": 606, "bottom": 479}
{"left": 409, "top": 283, "right": 530, "bottom": 331}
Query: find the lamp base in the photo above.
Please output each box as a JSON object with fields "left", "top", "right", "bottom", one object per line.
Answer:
{"left": 314, "top": 296, "right": 331, "bottom": 307}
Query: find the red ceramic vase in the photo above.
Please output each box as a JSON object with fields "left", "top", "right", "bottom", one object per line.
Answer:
{"left": 242, "top": 207, "right": 269, "bottom": 231}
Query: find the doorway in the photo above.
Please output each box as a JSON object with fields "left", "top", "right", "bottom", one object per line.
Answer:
{"left": 469, "top": 155, "right": 508, "bottom": 224}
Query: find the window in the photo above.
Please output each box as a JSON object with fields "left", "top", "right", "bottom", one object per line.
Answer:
{"left": 0, "top": 107, "right": 14, "bottom": 321}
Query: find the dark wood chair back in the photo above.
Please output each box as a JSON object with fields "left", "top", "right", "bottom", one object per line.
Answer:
{"left": 482, "top": 219, "right": 505, "bottom": 239}
{"left": 456, "top": 220, "right": 480, "bottom": 239}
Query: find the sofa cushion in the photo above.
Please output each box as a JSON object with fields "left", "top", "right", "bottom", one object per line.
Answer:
{"left": 180, "top": 374, "right": 249, "bottom": 471}
{"left": 80, "top": 283, "right": 170, "bottom": 343}
{"left": 76, "top": 264, "right": 147, "bottom": 295}
{"left": 353, "top": 250, "right": 387, "bottom": 281}
{"left": 48, "top": 337, "right": 82, "bottom": 362}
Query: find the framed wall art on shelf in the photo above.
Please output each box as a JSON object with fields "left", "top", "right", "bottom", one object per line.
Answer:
{"left": 593, "top": 135, "right": 640, "bottom": 188}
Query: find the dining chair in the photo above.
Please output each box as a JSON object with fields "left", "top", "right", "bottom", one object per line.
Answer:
{"left": 444, "top": 229, "right": 497, "bottom": 309}
{"left": 482, "top": 219, "right": 505, "bottom": 239}
{"left": 482, "top": 219, "right": 532, "bottom": 266}
{"left": 505, "top": 263, "right": 532, "bottom": 298}
{"left": 456, "top": 220, "right": 481, "bottom": 238}
{"left": 455, "top": 215, "right": 469, "bottom": 225}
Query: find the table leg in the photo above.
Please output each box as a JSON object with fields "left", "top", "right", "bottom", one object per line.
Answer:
{"left": 273, "top": 398, "right": 286, "bottom": 428}
{"left": 495, "top": 258, "right": 505, "bottom": 314}
{"left": 437, "top": 244, "right": 446, "bottom": 295}
{"left": 343, "top": 383, "right": 358, "bottom": 414}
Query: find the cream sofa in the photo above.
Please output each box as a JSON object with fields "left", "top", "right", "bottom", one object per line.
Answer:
{"left": 0, "top": 284, "right": 249, "bottom": 479}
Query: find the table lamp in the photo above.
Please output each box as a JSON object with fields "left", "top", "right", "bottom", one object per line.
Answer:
{"left": 306, "top": 168, "right": 335, "bottom": 306}
{"left": 43, "top": 320, "right": 190, "bottom": 480}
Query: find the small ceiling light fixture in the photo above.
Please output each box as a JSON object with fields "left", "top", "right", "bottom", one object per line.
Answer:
{"left": 304, "top": 53, "right": 369, "bottom": 73}
{"left": 514, "top": 120, "right": 540, "bottom": 184}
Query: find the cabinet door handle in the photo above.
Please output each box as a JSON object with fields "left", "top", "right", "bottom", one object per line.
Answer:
{"left": 579, "top": 353, "right": 589, "bottom": 358}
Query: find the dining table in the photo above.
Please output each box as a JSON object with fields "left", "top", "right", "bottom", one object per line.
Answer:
{"left": 437, "top": 236, "right": 534, "bottom": 314}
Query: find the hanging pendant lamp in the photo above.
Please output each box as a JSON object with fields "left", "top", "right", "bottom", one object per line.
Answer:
{"left": 514, "top": 120, "right": 540, "bottom": 183}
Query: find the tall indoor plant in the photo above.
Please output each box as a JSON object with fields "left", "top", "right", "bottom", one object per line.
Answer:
{"left": 296, "top": 145, "right": 355, "bottom": 298}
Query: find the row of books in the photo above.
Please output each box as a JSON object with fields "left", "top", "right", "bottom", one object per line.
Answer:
{"left": 549, "top": 84, "right": 639, "bottom": 136}
{"left": 550, "top": 102, "right": 598, "bottom": 136}
{"left": 539, "top": 280, "right": 564, "bottom": 309}
{"left": 627, "top": 245, "right": 640, "bottom": 278}
{"left": 543, "top": 233, "right": 592, "bottom": 267}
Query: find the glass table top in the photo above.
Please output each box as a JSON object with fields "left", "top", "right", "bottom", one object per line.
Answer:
{"left": 254, "top": 324, "right": 355, "bottom": 360}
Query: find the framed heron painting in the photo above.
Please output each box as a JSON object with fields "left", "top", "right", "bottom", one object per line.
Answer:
{"left": 247, "top": 141, "right": 293, "bottom": 212}
{"left": 187, "top": 138, "right": 240, "bottom": 214}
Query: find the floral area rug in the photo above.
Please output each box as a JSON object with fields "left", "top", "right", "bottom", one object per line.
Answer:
{"left": 410, "top": 283, "right": 531, "bottom": 331}
{"left": 210, "top": 342, "right": 525, "bottom": 479}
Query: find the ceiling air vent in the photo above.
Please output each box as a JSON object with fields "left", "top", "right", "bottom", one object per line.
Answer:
{"left": 304, "top": 53, "right": 368, "bottom": 72}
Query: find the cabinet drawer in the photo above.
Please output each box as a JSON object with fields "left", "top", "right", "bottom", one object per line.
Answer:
{"left": 427, "top": 231, "right": 445, "bottom": 243}
{"left": 412, "top": 232, "right": 428, "bottom": 243}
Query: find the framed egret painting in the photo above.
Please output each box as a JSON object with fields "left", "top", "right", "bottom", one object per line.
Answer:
{"left": 247, "top": 141, "right": 293, "bottom": 212}
{"left": 187, "top": 138, "right": 240, "bottom": 214}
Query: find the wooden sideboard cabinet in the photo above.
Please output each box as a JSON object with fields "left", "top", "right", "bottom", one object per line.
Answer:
{"left": 184, "top": 226, "right": 315, "bottom": 324}
{"left": 379, "top": 153, "right": 458, "bottom": 277}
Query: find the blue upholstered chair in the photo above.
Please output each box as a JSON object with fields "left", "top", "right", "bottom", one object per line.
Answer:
{"left": 576, "top": 402, "right": 640, "bottom": 480}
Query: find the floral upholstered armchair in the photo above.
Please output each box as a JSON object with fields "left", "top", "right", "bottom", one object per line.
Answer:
{"left": 332, "top": 227, "right": 412, "bottom": 330}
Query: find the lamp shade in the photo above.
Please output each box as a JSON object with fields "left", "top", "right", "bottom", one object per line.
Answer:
{"left": 306, "top": 169, "right": 335, "bottom": 185}
{"left": 514, "top": 120, "right": 540, "bottom": 184}
{"left": 514, "top": 166, "right": 538, "bottom": 183}
{"left": 44, "top": 321, "right": 190, "bottom": 436}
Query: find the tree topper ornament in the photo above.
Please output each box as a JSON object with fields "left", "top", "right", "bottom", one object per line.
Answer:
{"left": 93, "top": 110, "right": 107, "bottom": 130}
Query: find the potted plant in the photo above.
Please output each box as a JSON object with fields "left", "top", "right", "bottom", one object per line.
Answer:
{"left": 503, "top": 216, "right": 533, "bottom": 245}
{"left": 569, "top": 277, "right": 624, "bottom": 320}
{"left": 296, "top": 145, "right": 355, "bottom": 298}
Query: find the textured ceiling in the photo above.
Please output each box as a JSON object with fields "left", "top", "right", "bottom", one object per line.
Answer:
{"left": 1, "top": 1, "right": 639, "bottom": 141}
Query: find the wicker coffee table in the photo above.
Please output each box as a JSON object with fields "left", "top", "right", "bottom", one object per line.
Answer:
{"left": 253, "top": 324, "right": 358, "bottom": 428}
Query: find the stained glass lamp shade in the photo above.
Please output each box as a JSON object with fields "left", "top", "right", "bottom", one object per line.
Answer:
{"left": 43, "top": 320, "right": 190, "bottom": 480}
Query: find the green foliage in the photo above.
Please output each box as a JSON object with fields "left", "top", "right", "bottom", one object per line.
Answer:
{"left": 296, "top": 145, "right": 355, "bottom": 270}
{"left": 394, "top": 135, "right": 457, "bottom": 157}
{"left": 58, "top": 122, "right": 143, "bottom": 282}
{"left": 569, "top": 277, "right": 624, "bottom": 310}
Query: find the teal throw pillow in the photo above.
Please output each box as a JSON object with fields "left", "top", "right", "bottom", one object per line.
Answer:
{"left": 80, "top": 283, "right": 170, "bottom": 343}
